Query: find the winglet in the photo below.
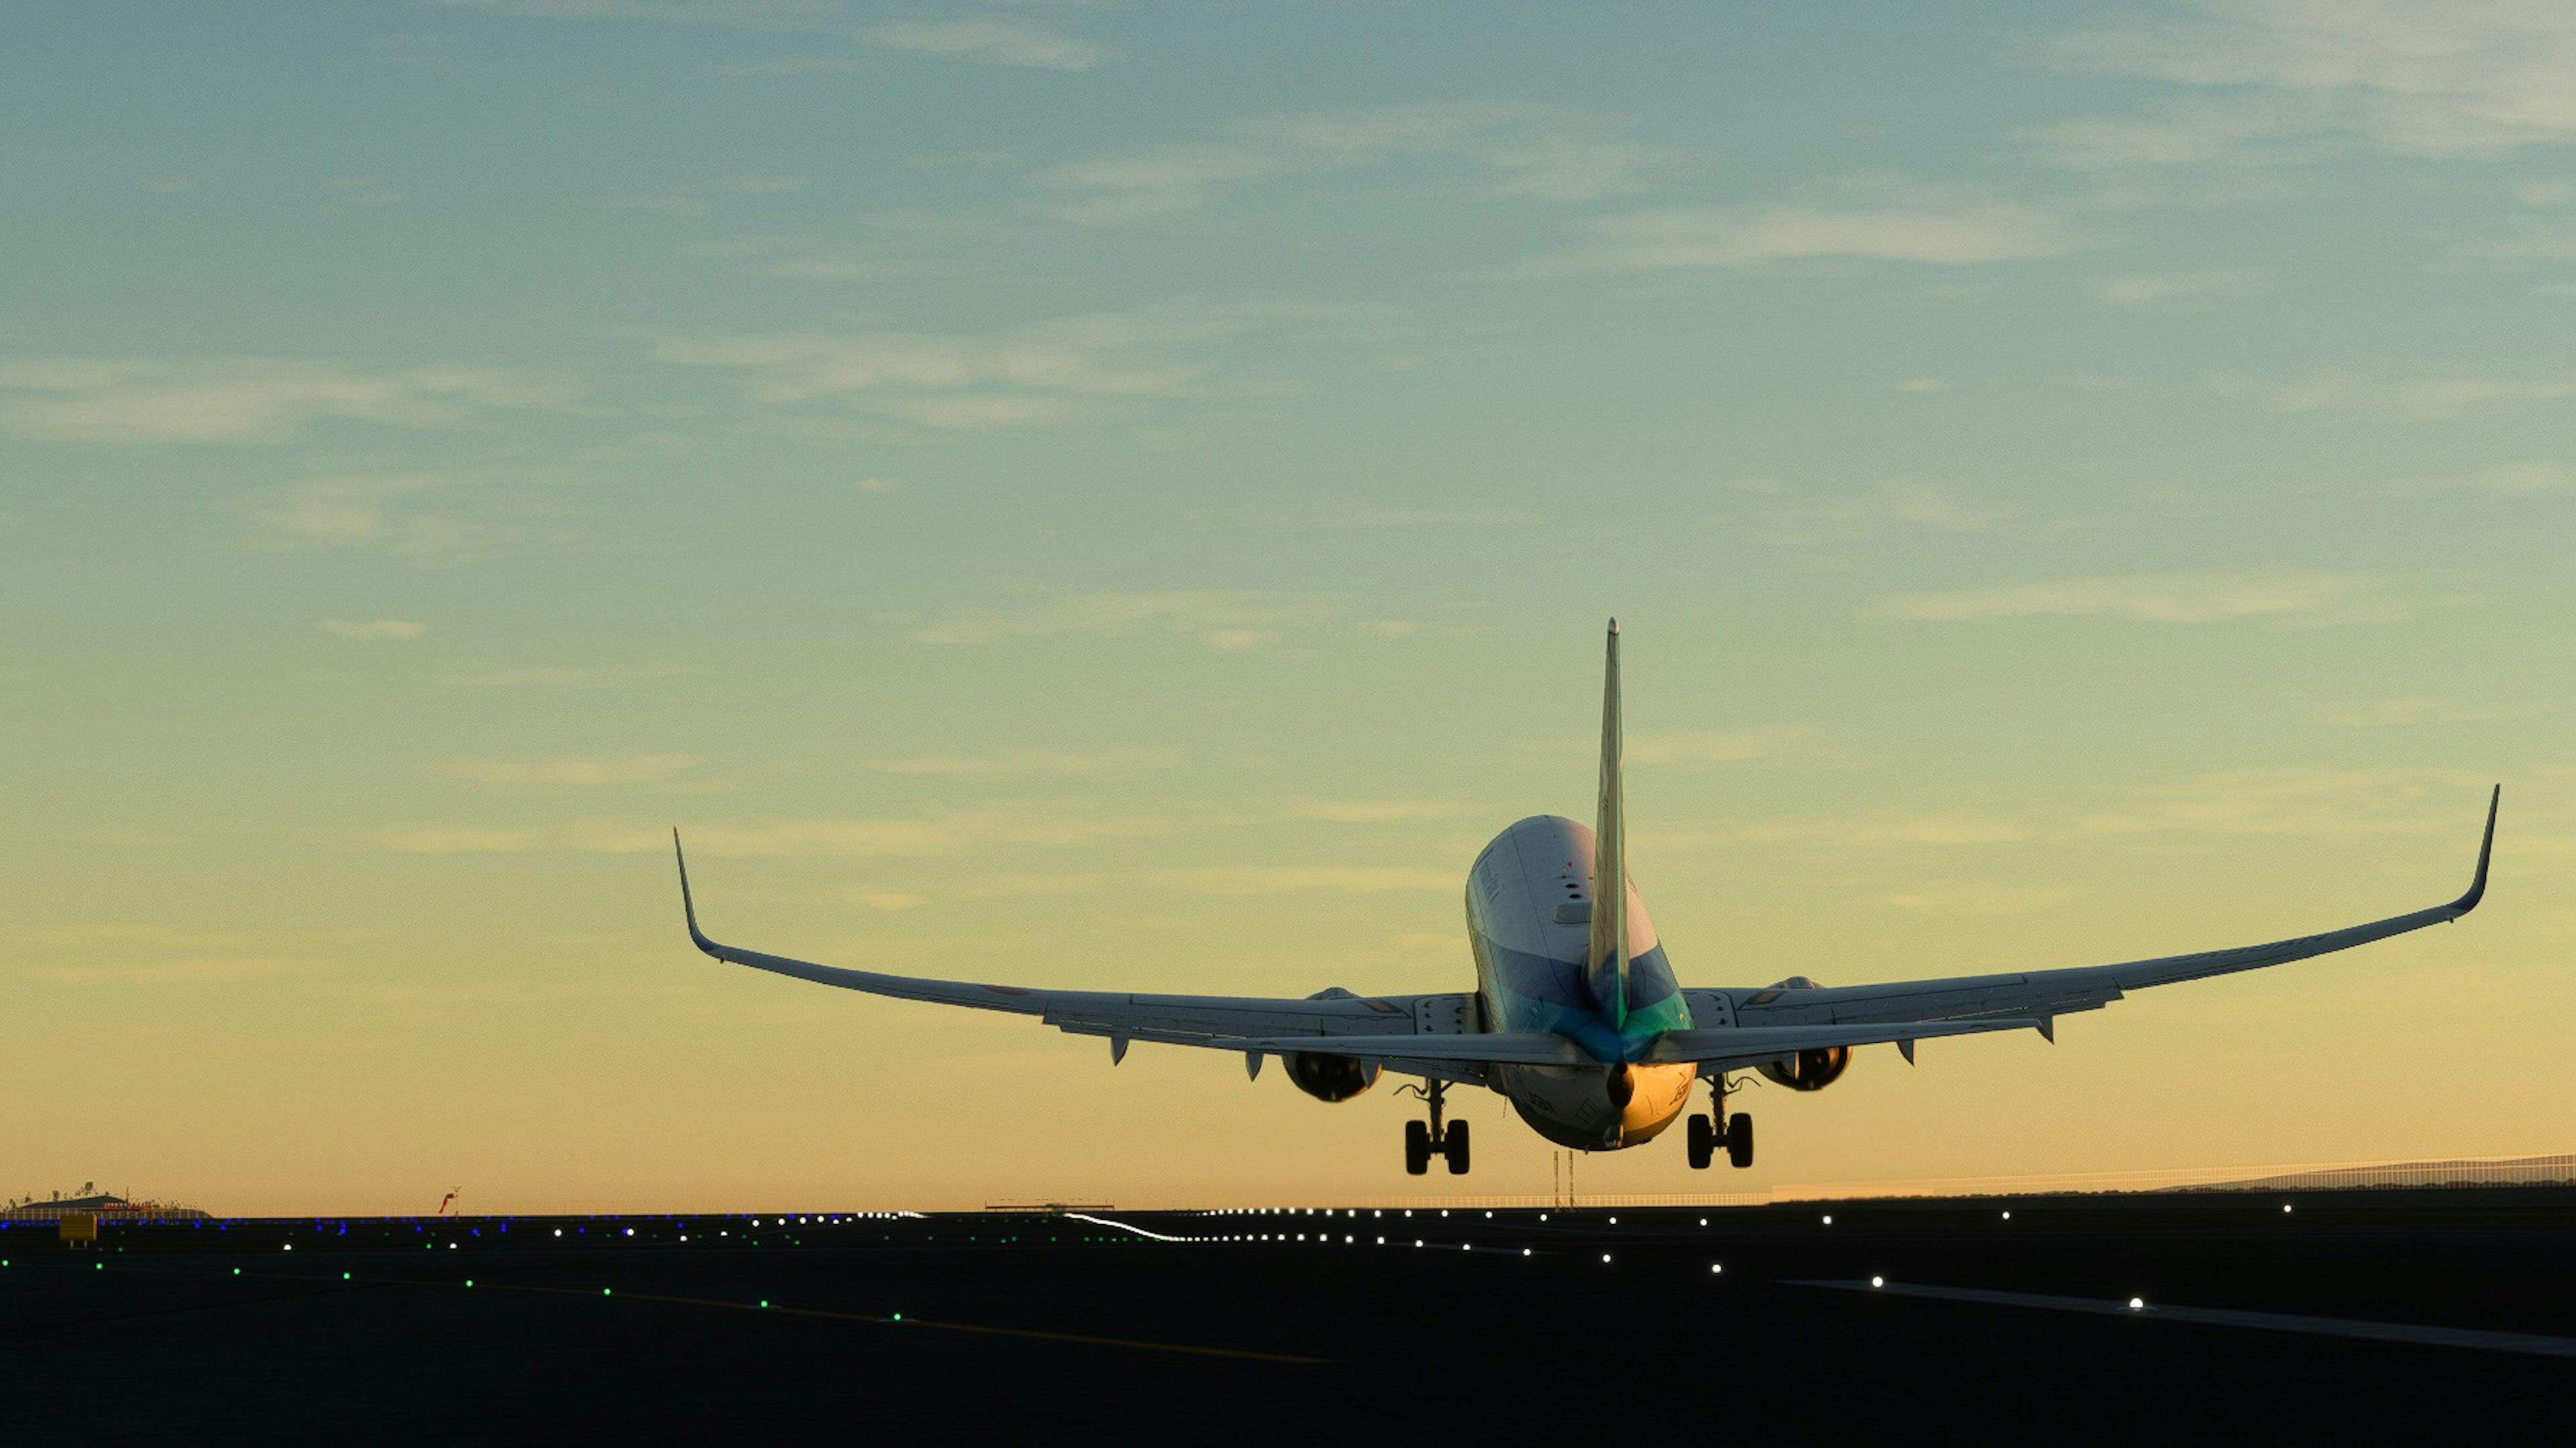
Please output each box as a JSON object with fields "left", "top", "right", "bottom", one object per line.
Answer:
{"left": 673, "top": 828, "right": 720, "bottom": 956}
{"left": 2449, "top": 785, "right": 2500, "bottom": 915}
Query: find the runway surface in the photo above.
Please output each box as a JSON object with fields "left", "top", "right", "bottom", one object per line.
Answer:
{"left": 9, "top": 1186, "right": 2571, "bottom": 1439}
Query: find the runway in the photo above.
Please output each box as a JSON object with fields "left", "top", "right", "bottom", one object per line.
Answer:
{"left": 9, "top": 1186, "right": 2570, "bottom": 1439}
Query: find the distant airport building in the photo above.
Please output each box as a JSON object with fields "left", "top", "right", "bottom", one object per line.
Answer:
{"left": 1, "top": 1190, "right": 211, "bottom": 1223}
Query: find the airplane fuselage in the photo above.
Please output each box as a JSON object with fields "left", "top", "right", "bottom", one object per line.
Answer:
{"left": 1467, "top": 815, "right": 1698, "bottom": 1150}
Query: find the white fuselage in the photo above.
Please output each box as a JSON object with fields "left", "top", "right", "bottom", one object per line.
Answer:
{"left": 1465, "top": 815, "right": 1697, "bottom": 1150}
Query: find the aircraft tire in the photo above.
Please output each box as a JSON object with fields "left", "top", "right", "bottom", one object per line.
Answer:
{"left": 1726, "top": 1113, "right": 1754, "bottom": 1169}
{"left": 1686, "top": 1113, "right": 1715, "bottom": 1170}
{"left": 1404, "top": 1119, "right": 1432, "bottom": 1176}
{"left": 1443, "top": 1120, "right": 1471, "bottom": 1175}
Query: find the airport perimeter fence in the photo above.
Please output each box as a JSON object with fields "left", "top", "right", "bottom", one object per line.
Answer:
{"left": 1307, "top": 1151, "right": 2576, "bottom": 1213}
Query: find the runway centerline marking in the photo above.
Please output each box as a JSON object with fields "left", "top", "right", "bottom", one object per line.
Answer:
{"left": 1787, "top": 1279, "right": 2576, "bottom": 1359}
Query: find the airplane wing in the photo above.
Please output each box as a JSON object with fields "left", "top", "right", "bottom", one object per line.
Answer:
{"left": 1725, "top": 786, "right": 2500, "bottom": 1036}
{"left": 672, "top": 832, "right": 1496, "bottom": 1084}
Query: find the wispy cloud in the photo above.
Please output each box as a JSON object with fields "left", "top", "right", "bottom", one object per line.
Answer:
{"left": 871, "top": 748, "right": 1163, "bottom": 779}
{"left": 431, "top": 753, "right": 708, "bottom": 787}
{"left": 2317, "top": 697, "right": 2548, "bottom": 728}
{"left": 2237, "top": 370, "right": 2576, "bottom": 423}
{"left": 1541, "top": 192, "right": 2105, "bottom": 274}
{"left": 1762, "top": 478, "right": 2086, "bottom": 549}
{"left": 1154, "top": 865, "right": 1456, "bottom": 895}
{"left": 1283, "top": 799, "right": 1464, "bottom": 823}
{"left": 639, "top": 311, "right": 1279, "bottom": 433}
{"left": 1626, "top": 726, "right": 1810, "bottom": 766}
{"left": 2024, "top": 3, "right": 2576, "bottom": 168}
{"left": 1036, "top": 104, "right": 1690, "bottom": 225}
{"left": 1876, "top": 573, "right": 2415, "bottom": 625}
{"left": 688, "top": 234, "right": 930, "bottom": 282}
{"left": 241, "top": 470, "right": 592, "bottom": 559}
{"left": 321, "top": 619, "right": 427, "bottom": 640}
{"left": 444, "top": 663, "right": 690, "bottom": 688}
{"left": 2074, "top": 767, "right": 2493, "bottom": 838}
{"left": 916, "top": 591, "right": 1334, "bottom": 651}
{"left": 0, "top": 356, "right": 566, "bottom": 444}
{"left": 14, "top": 923, "right": 370, "bottom": 985}
{"left": 2390, "top": 459, "right": 2576, "bottom": 495}
{"left": 376, "top": 807, "right": 1189, "bottom": 856}
{"left": 2097, "top": 267, "right": 2271, "bottom": 309}
{"left": 1885, "top": 885, "right": 2079, "bottom": 916}
{"left": 861, "top": 17, "right": 1108, "bottom": 70}
{"left": 433, "top": 0, "right": 845, "bottom": 28}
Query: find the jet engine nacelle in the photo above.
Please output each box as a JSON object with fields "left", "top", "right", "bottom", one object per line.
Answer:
{"left": 1283, "top": 1052, "right": 1381, "bottom": 1103}
{"left": 1756, "top": 1046, "right": 1850, "bottom": 1092}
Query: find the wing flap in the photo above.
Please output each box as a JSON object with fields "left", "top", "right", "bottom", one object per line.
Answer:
{"left": 1644, "top": 1016, "right": 2044, "bottom": 1066}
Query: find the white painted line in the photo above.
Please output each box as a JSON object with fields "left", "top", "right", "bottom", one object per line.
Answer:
{"left": 1062, "top": 1213, "right": 1189, "bottom": 1243}
{"left": 1787, "top": 1280, "right": 2576, "bottom": 1358}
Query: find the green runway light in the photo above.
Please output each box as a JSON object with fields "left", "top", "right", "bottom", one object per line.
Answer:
{"left": 233, "top": 1268, "right": 241, "bottom": 1276}
{"left": 466, "top": 1280, "right": 474, "bottom": 1287}
{"left": 892, "top": 1313, "right": 902, "bottom": 1321}
{"left": 342, "top": 1272, "right": 351, "bottom": 1280}
{"left": 603, "top": 1288, "right": 612, "bottom": 1296}
{"left": 759, "top": 1300, "right": 769, "bottom": 1308}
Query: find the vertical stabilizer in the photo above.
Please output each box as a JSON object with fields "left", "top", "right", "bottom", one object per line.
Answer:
{"left": 1587, "top": 619, "right": 1629, "bottom": 1028}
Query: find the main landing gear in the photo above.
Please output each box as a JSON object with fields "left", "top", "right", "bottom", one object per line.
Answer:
{"left": 1401, "top": 1080, "right": 1470, "bottom": 1176}
{"left": 1686, "top": 1077, "right": 1754, "bottom": 1170}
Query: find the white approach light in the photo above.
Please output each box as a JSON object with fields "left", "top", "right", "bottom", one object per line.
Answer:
{"left": 1871, "top": 1276, "right": 1884, "bottom": 1288}
{"left": 1710, "top": 1264, "right": 1723, "bottom": 1274}
{"left": 2283, "top": 1205, "right": 2294, "bottom": 1214}
{"left": 1823, "top": 1215, "right": 1834, "bottom": 1225}
{"left": 2129, "top": 1297, "right": 2145, "bottom": 1311}
{"left": 1601, "top": 1254, "right": 1612, "bottom": 1264}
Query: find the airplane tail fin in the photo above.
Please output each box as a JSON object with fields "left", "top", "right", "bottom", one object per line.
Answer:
{"left": 1587, "top": 619, "right": 1629, "bottom": 1029}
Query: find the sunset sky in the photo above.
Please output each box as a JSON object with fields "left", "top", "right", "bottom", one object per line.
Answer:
{"left": 5, "top": 1, "right": 2569, "bottom": 1215}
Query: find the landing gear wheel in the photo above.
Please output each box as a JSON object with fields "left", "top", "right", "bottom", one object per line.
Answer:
{"left": 1404, "top": 1119, "right": 1432, "bottom": 1176}
{"left": 1686, "top": 1113, "right": 1715, "bottom": 1170}
{"left": 1725, "top": 1112, "right": 1754, "bottom": 1169}
{"left": 1443, "top": 1120, "right": 1471, "bottom": 1175}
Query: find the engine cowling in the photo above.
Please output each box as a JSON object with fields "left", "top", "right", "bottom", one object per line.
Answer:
{"left": 1283, "top": 1052, "right": 1381, "bottom": 1103}
{"left": 1755, "top": 1046, "right": 1850, "bottom": 1092}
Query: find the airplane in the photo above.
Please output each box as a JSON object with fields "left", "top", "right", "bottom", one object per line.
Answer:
{"left": 673, "top": 620, "right": 2499, "bottom": 1176}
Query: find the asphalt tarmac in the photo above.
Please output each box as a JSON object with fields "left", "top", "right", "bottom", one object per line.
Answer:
{"left": 8, "top": 1186, "right": 2570, "bottom": 1441}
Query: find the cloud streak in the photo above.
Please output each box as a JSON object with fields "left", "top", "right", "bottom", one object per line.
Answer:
{"left": 861, "top": 17, "right": 1108, "bottom": 70}
{"left": 916, "top": 591, "right": 1334, "bottom": 651}
{"left": 1876, "top": 573, "right": 2414, "bottom": 625}
{"left": 322, "top": 620, "right": 428, "bottom": 641}
{"left": 2025, "top": 2, "right": 2576, "bottom": 168}
{"left": 1542, "top": 196, "right": 2105, "bottom": 274}
{"left": 1036, "top": 104, "right": 1690, "bottom": 225}
{"left": 0, "top": 357, "right": 566, "bottom": 444}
